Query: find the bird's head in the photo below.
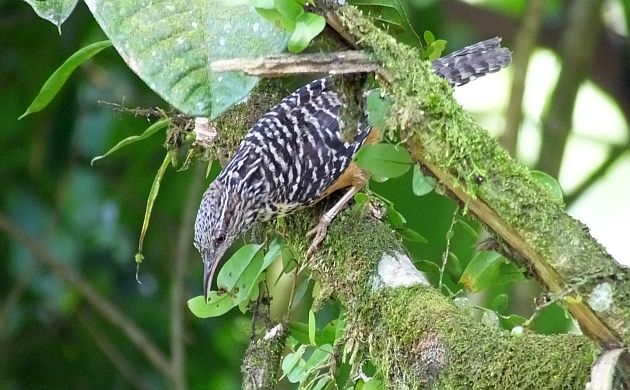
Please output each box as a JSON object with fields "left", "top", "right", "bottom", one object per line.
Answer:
{"left": 194, "top": 180, "right": 253, "bottom": 301}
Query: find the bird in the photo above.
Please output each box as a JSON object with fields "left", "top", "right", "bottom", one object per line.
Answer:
{"left": 194, "top": 37, "right": 512, "bottom": 300}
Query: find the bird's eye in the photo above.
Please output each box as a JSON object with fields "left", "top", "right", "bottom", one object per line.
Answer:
{"left": 215, "top": 233, "right": 226, "bottom": 245}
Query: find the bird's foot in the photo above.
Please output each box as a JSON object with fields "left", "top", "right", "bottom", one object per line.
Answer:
{"left": 306, "top": 217, "right": 331, "bottom": 258}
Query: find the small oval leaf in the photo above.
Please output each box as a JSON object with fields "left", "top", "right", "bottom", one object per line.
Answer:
{"left": 531, "top": 170, "right": 564, "bottom": 203}
{"left": 287, "top": 12, "right": 326, "bottom": 53}
{"left": 459, "top": 251, "right": 502, "bottom": 292}
{"left": 412, "top": 165, "right": 436, "bottom": 196}
{"left": 366, "top": 90, "right": 393, "bottom": 129}
{"left": 355, "top": 143, "right": 412, "bottom": 179}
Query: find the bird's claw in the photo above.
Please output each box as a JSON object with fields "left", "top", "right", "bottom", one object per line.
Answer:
{"left": 306, "top": 220, "right": 330, "bottom": 258}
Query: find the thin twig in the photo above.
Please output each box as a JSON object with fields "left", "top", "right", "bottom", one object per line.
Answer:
{"left": 565, "top": 143, "right": 629, "bottom": 206}
{"left": 170, "top": 163, "right": 206, "bottom": 390}
{"left": 78, "top": 310, "right": 152, "bottom": 390}
{"left": 0, "top": 213, "right": 173, "bottom": 379}
{"left": 0, "top": 261, "right": 38, "bottom": 339}
{"left": 439, "top": 207, "right": 460, "bottom": 290}
{"left": 211, "top": 51, "right": 379, "bottom": 78}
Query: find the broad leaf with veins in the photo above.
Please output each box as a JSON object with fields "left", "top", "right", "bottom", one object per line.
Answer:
{"left": 83, "top": 0, "right": 288, "bottom": 118}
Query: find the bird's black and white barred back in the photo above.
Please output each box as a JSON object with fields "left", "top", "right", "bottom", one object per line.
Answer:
{"left": 217, "top": 78, "right": 371, "bottom": 221}
{"left": 431, "top": 37, "right": 512, "bottom": 87}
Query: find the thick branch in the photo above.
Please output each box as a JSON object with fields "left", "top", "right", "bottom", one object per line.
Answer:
{"left": 276, "top": 209, "right": 600, "bottom": 388}
{"left": 330, "top": 3, "right": 630, "bottom": 373}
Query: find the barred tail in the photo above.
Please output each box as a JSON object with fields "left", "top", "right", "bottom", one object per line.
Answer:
{"left": 431, "top": 37, "right": 512, "bottom": 87}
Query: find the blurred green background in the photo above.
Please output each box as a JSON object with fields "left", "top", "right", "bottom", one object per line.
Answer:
{"left": 1, "top": 0, "right": 629, "bottom": 388}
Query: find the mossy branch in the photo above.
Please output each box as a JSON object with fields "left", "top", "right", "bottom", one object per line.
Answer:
{"left": 276, "top": 208, "right": 600, "bottom": 388}
{"left": 330, "top": 3, "right": 630, "bottom": 369}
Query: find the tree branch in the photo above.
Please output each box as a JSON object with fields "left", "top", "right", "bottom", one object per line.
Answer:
{"left": 241, "top": 292, "right": 287, "bottom": 390}
{"left": 328, "top": 4, "right": 630, "bottom": 378}
{"left": 535, "top": 0, "right": 606, "bottom": 177}
{"left": 0, "top": 213, "right": 174, "bottom": 380}
{"left": 500, "top": 0, "right": 545, "bottom": 155}
{"left": 275, "top": 208, "right": 601, "bottom": 387}
{"left": 170, "top": 164, "right": 205, "bottom": 390}
{"left": 78, "top": 310, "right": 152, "bottom": 390}
{"left": 565, "top": 143, "right": 630, "bottom": 206}
{"left": 211, "top": 51, "right": 379, "bottom": 78}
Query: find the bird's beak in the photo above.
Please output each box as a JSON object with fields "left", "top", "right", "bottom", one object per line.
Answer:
{"left": 202, "top": 254, "right": 220, "bottom": 303}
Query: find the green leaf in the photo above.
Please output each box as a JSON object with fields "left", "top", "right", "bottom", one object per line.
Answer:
{"left": 411, "top": 165, "right": 437, "bottom": 196}
{"left": 366, "top": 90, "right": 393, "bottom": 129}
{"left": 287, "top": 364, "right": 307, "bottom": 383}
{"left": 362, "top": 378, "right": 384, "bottom": 390}
{"left": 253, "top": 0, "right": 275, "bottom": 8}
{"left": 275, "top": 246, "right": 298, "bottom": 285}
{"left": 24, "top": 0, "right": 80, "bottom": 30}
{"left": 262, "top": 237, "right": 283, "bottom": 270}
{"left": 396, "top": 227, "right": 428, "bottom": 243}
{"left": 287, "top": 12, "right": 326, "bottom": 53}
{"left": 282, "top": 245, "right": 298, "bottom": 273}
{"left": 428, "top": 39, "right": 447, "bottom": 61}
{"left": 355, "top": 144, "right": 412, "bottom": 179}
{"left": 275, "top": 0, "right": 304, "bottom": 20}
{"left": 136, "top": 153, "right": 171, "bottom": 259}
{"left": 288, "top": 322, "right": 311, "bottom": 345}
{"left": 531, "top": 170, "right": 564, "bottom": 203}
{"left": 423, "top": 30, "right": 435, "bottom": 44}
{"left": 335, "top": 308, "right": 346, "bottom": 340}
{"left": 491, "top": 294, "right": 509, "bottom": 313}
{"left": 446, "top": 252, "right": 463, "bottom": 280}
{"left": 456, "top": 218, "right": 479, "bottom": 238}
{"left": 256, "top": 7, "right": 296, "bottom": 30}
{"left": 387, "top": 206, "right": 406, "bottom": 227}
{"left": 459, "top": 251, "right": 503, "bottom": 292}
{"left": 291, "top": 278, "right": 311, "bottom": 310}
{"left": 495, "top": 261, "right": 527, "bottom": 286}
{"left": 282, "top": 345, "right": 307, "bottom": 376}
{"left": 416, "top": 260, "right": 440, "bottom": 274}
{"left": 305, "top": 344, "right": 333, "bottom": 372}
{"left": 308, "top": 310, "right": 316, "bottom": 345}
{"left": 481, "top": 309, "right": 500, "bottom": 329}
{"left": 187, "top": 292, "right": 237, "bottom": 318}
{"left": 348, "top": 0, "right": 421, "bottom": 46}
{"left": 500, "top": 314, "right": 527, "bottom": 331}
{"left": 84, "top": 0, "right": 288, "bottom": 118}
{"left": 312, "top": 377, "right": 331, "bottom": 390}
{"left": 216, "top": 244, "right": 263, "bottom": 291}
{"left": 353, "top": 192, "right": 369, "bottom": 205}
{"left": 20, "top": 40, "right": 112, "bottom": 119}
{"left": 91, "top": 119, "right": 169, "bottom": 165}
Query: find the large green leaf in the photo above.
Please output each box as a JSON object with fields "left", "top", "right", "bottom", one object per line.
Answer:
{"left": 83, "top": 0, "right": 288, "bottom": 118}
{"left": 24, "top": 0, "right": 80, "bottom": 30}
